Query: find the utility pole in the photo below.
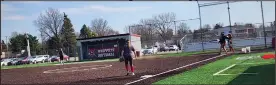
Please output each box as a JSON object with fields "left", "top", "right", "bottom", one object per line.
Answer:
{"left": 197, "top": 0, "right": 205, "bottom": 52}
{"left": 260, "top": 1, "right": 267, "bottom": 48}
{"left": 5, "top": 36, "right": 9, "bottom": 57}
{"left": 5, "top": 36, "right": 8, "bottom": 52}
{"left": 173, "top": 21, "right": 179, "bottom": 53}
{"left": 272, "top": 22, "right": 275, "bottom": 36}
{"left": 0, "top": 37, "right": 2, "bottom": 56}
{"left": 129, "top": 26, "right": 131, "bottom": 34}
{"left": 227, "top": 1, "right": 232, "bottom": 33}
{"left": 149, "top": 24, "right": 155, "bottom": 53}
{"left": 25, "top": 34, "right": 31, "bottom": 57}
{"left": 274, "top": 1, "right": 276, "bottom": 81}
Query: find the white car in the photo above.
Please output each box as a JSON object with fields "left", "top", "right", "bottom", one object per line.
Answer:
{"left": 30, "top": 55, "right": 49, "bottom": 64}
{"left": 169, "top": 45, "right": 179, "bottom": 51}
{"left": 142, "top": 47, "right": 158, "bottom": 55}
{"left": 1, "top": 59, "right": 13, "bottom": 66}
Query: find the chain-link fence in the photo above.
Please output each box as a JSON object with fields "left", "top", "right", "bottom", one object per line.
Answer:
{"left": 46, "top": 47, "right": 78, "bottom": 57}
{"left": 43, "top": 47, "right": 78, "bottom": 61}
{"left": 180, "top": 23, "right": 275, "bottom": 52}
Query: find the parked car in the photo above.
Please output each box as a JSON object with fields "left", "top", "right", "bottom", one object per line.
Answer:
{"left": 50, "top": 56, "right": 59, "bottom": 62}
{"left": 47, "top": 56, "right": 54, "bottom": 62}
{"left": 10, "top": 58, "right": 24, "bottom": 65}
{"left": 50, "top": 55, "right": 69, "bottom": 62}
{"left": 169, "top": 45, "right": 179, "bottom": 51}
{"left": 19, "top": 57, "right": 33, "bottom": 64}
{"left": 159, "top": 46, "right": 169, "bottom": 52}
{"left": 39, "top": 55, "right": 50, "bottom": 62}
{"left": 142, "top": 47, "right": 158, "bottom": 55}
{"left": 30, "top": 55, "right": 48, "bottom": 64}
{"left": 153, "top": 45, "right": 160, "bottom": 51}
{"left": 1, "top": 58, "right": 13, "bottom": 66}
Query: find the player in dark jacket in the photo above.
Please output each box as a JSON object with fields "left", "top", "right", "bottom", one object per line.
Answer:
{"left": 121, "top": 40, "right": 137, "bottom": 76}
{"left": 227, "top": 34, "right": 235, "bottom": 53}
{"left": 58, "top": 48, "right": 64, "bottom": 65}
{"left": 219, "top": 32, "right": 228, "bottom": 55}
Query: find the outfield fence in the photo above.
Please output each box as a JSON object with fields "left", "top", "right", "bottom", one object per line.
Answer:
{"left": 180, "top": 27, "right": 275, "bottom": 52}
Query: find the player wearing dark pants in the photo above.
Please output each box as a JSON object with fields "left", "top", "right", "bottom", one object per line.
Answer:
{"left": 219, "top": 32, "right": 228, "bottom": 55}
{"left": 124, "top": 56, "right": 133, "bottom": 75}
{"left": 227, "top": 34, "right": 235, "bottom": 53}
{"left": 58, "top": 48, "right": 64, "bottom": 65}
{"left": 122, "top": 40, "right": 136, "bottom": 76}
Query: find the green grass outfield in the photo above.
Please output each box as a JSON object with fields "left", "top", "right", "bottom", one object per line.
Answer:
{"left": 154, "top": 52, "right": 275, "bottom": 85}
{"left": 158, "top": 50, "right": 217, "bottom": 58}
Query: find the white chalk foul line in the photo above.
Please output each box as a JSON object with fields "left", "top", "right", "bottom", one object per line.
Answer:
{"left": 239, "top": 62, "right": 272, "bottom": 65}
{"left": 125, "top": 54, "right": 227, "bottom": 85}
{"left": 213, "top": 62, "right": 265, "bottom": 76}
{"left": 43, "top": 65, "right": 112, "bottom": 73}
{"left": 213, "top": 64, "right": 236, "bottom": 76}
{"left": 216, "top": 73, "right": 258, "bottom": 76}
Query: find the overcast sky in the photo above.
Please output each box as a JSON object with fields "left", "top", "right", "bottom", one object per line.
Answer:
{"left": 1, "top": 1, "right": 275, "bottom": 42}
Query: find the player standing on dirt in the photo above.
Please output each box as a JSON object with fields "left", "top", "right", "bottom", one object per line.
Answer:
{"left": 219, "top": 32, "right": 228, "bottom": 55}
{"left": 58, "top": 48, "right": 64, "bottom": 65}
{"left": 227, "top": 34, "right": 235, "bottom": 53}
{"left": 121, "top": 40, "right": 137, "bottom": 76}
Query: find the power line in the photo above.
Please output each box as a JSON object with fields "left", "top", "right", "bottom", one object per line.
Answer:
{"left": 199, "top": 1, "right": 240, "bottom": 7}
{"left": 260, "top": 1, "right": 267, "bottom": 48}
{"left": 129, "top": 18, "right": 200, "bottom": 27}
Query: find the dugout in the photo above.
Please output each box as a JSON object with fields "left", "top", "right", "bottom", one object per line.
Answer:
{"left": 76, "top": 33, "right": 142, "bottom": 61}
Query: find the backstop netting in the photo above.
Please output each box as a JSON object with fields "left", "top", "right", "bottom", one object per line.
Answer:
{"left": 180, "top": 25, "right": 274, "bottom": 52}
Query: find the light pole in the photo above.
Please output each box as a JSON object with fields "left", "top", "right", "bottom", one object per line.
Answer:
{"left": 260, "top": 1, "right": 267, "bottom": 48}
{"left": 173, "top": 21, "right": 179, "bottom": 53}
{"left": 196, "top": 0, "right": 205, "bottom": 52}
{"left": 25, "top": 34, "right": 31, "bottom": 57}
{"left": 227, "top": 1, "right": 232, "bottom": 34}
{"left": 5, "top": 36, "right": 9, "bottom": 57}
{"left": 274, "top": 1, "right": 276, "bottom": 80}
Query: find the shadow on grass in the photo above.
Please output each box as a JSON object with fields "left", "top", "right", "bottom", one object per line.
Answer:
{"left": 227, "top": 64, "right": 275, "bottom": 85}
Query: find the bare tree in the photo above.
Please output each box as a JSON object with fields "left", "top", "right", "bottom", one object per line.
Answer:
{"left": 177, "top": 22, "right": 190, "bottom": 37}
{"left": 152, "top": 12, "right": 176, "bottom": 41}
{"left": 213, "top": 23, "right": 224, "bottom": 29}
{"left": 106, "top": 29, "right": 120, "bottom": 35}
{"left": 203, "top": 24, "right": 212, "bottom": 31}
{"left": 124, "top": 12, "right": 176, "bottom": 46}
{"left": 90, "top": 18, "right": 118, "bottom": 36}
{"left": 34, "top": 8, "right": 64, "bottom": 48}
{"left": 11, "top": 32, "right": 19, "bottom": 38}
{"left": 127, "top": 19, "right": 159, "bottom": 46}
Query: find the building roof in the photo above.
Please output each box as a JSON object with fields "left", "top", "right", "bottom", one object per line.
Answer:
{"left": 76, "top": 33, "right": 141, "bottom": 40}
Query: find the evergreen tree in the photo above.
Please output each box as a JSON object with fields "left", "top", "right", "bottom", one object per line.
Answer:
{"left": 61, "top": 13, "right": 77, "bottom": 57}
{"left": 9, "top": 33, "right": 39, "bottom": 55}
{"left": 80, "top": 24, "right": 97, "bottom": 38}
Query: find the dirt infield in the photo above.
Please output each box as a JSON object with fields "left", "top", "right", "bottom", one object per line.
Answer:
{"left": 2, "top": 48, "right": 271, "bottom": 85}
{"left": 1, "top": 52, "right": 227, "bottom": 85}
{"left": 1, "top": 47, "right": 270, "bottom": 85}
